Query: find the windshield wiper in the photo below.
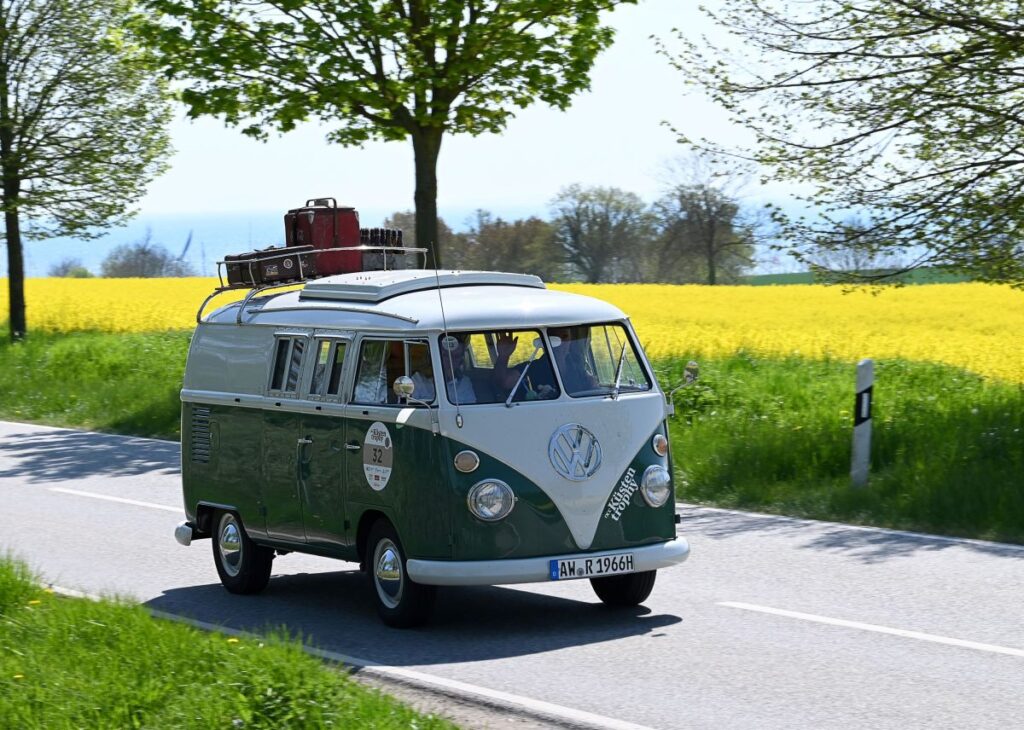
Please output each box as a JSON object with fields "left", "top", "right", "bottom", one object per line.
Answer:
{"left": 610, "top": 342, "right": 629, "bottom": 400}
{"left": 505, "top": 344, "right": 542, "bottom": 407}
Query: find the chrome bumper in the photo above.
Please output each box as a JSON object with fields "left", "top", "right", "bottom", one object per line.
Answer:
{"left": 407, "top": 536, "right": 690, "bottom": 586}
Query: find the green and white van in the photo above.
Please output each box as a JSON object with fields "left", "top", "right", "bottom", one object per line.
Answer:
{"left": 175, "top": 269, "right": 690, "bottom": 627}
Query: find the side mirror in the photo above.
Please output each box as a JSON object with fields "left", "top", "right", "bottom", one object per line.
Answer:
{"left": 393, "top": 375, "right": 415, "bottom": 398}
{"left": 665, "top": 360, "right": 700, "bottom": 415}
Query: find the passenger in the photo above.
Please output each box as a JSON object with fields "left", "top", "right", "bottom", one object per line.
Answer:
{"left": 494, "top": 327, "right": 598, "bottom": 399}
{"left": 439, "top": 334, "right": 477, "bottom": 404}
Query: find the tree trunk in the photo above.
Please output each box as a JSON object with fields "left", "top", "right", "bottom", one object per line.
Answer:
{"left": 4, "top": 204, "right": 25, "bottom": 340}
{"left": 411, "top": 129, "right": 443, "bottom": 268}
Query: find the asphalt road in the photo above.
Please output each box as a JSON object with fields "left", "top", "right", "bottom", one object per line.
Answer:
{"left": 2, "top": 420, "right": 1022, "bottom": 729}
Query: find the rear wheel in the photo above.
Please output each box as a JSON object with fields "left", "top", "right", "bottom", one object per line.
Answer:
{"left": 212, "top": 511, "right": 273, "bottom": 594}
{"left": 367, "top": 519, "right": 436, "bottom": 628}
{"left": 590, "top": 570, "right": 657, "bottom": 607}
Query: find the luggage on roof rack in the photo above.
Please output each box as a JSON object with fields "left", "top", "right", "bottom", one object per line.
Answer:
{"left": 224, "top": 245, "right": 317, "bottom": 287}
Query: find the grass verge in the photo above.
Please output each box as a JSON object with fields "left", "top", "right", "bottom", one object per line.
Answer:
{"left": 0, "top": 330, "right": 187, "bottom": 439}
{"left": 2, "top": 331, "right": 1021, "bottom": 542}
{"left": 660, "top": 354, "right": 1024, "bottom": 543}
{"left": 0, "top": 556, "right": 454, "bottom": 729}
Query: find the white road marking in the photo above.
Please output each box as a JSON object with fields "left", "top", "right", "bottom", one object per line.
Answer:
{"left": 47, "top": 586, "right": 655, "bottom": 730}
{"left": 49, "top": 487, "right": 181, "bottom": 514}
{"left": 720, "top": 601, "right": 1024, "bottom": 658}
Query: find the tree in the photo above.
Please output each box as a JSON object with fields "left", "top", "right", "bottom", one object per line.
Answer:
{"left": 1, "top": 0, "right": 172, "bottom": 340}
{"left": 101, "top": 232, "right": 195, "bottom": 277}
{"left": 550, "top": 185, "right": 654, "bottom": 283}
{"left": 457, "top": 210, "right": 561, "bottom": 280}
{"left": 652, "top": 156, "right": 757, "bottom": 285}
{"left": 48, "top": 258, "right": 93, "bottom": 278}
{"left": 662, "top": 1, "right": 1024, "bottom": 284}
{"left": 138, "top": 1, "right": 633, "bottom": 267}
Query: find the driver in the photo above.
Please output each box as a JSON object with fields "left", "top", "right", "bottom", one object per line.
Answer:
{"left": 495, "top": 326, "right": 597, "bottom": 399}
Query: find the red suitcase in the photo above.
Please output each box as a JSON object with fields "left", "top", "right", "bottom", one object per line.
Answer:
{"left": 284, "top": 197, "right": 361, "bottom": 275}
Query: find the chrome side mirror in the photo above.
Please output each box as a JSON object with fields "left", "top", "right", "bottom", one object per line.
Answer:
{"left": 393, "top": 375, "right": 415, "bottom": 398}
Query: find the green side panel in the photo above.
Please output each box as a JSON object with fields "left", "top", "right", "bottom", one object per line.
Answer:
{"left": 589, "top": 422, "right": 677, "bottom": 551}
{"left": 262, "top": 408, "right": 305, "bottom": 540}
{"left": 182, "top": 403, "right": 265, "bottom": 536}
{"left": 345, "top": 413, "right": 451, "bottom": 560}
{"left": 299, "top": 414, "right": 349, "bottom": 551}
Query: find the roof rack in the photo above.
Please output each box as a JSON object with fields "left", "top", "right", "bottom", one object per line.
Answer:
{"left": 196, "top": 245, "right": 429, "bottom": 324}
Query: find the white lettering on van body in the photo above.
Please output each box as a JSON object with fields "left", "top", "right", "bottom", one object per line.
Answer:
{"left": 363, "top": 421, "right": 394, "bottom": 491}
{"left": 603, "top": 467, "right": 638, "bottom": 522}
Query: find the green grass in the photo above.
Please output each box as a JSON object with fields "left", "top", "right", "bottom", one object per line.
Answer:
{"left": 2, "top": 330, "right": 1021, "bottom": 542}
{"left": 0, "top": 557, "right": 454, "bottom": 729}
{"left": 0, "top": 330, "right": 188, "bottom": 439}
{"left": 659, "top": 355, "right": 1024, "bottom": 542}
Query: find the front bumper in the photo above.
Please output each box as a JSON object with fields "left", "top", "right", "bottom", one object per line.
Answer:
{"left": 407, "top": 536, "right": 690, "bottom": 586}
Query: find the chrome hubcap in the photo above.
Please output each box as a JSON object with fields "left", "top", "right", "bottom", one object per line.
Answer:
{"left": 218, "top": 514, "right": 243, "bottom": 578}
{"left": 373, "top": 538, "right": 403, "bottom": 609}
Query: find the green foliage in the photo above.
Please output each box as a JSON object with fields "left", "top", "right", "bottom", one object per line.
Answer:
{"left": 453, "top": 210, "right": 562, "bottom": 280}
{"left": 665, "top": 355, "right": 1024, "bottom": 542}
{"left": 663, "top": 1, "right": 1024, "bottom": 285}
{"left": 0, "top": 557, "right": 453, "bottom": 729}
{"left": 136, "top": 0, "right": 634, "bottom": 263}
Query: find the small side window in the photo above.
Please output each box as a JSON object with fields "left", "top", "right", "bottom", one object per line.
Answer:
{"left": 269, "top": 336, "right": 307, "bottom": 395}
{"left": 308, "top": 339, "right": 348, "bottom": 399}
{"left": 326, "top": 343, "right": 347, "bottom": 396}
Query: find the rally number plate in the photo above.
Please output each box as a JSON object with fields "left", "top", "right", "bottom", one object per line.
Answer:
{"left": 549, "top": 553, "right": 635, "bottom": 581}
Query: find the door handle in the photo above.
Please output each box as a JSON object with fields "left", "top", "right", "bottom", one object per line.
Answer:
{"left": 345, "top": 441, "right": 361, "bottom": 451}
{"left": 297, "top": 437, "right": 313, "bottom": 445}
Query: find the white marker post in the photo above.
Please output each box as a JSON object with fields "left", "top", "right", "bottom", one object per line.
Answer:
{"left": 851, "top": 359, "right": 874, "bottom": 488}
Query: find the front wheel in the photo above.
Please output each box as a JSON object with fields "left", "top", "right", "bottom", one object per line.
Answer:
{"left": 212, "top": 511, "right": 273, "bottom": 594}
{"left": 591, "top": 570, "right": 657, "bottom": 607}
{"left": 367, "top": 520, "right": 436, "bottom": 628}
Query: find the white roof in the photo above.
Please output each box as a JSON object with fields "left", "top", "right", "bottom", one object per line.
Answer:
{"left": 299, "top": 269, "right": 544, "bottom": 303}
{"left": 207, "top": 269, "right": 628, "bottom": 330}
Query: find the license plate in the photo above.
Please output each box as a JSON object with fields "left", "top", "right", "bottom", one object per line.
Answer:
{"left": 549, "top": 553, "right": 634, "bottom": 581}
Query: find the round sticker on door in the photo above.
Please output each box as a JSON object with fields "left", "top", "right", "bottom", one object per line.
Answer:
{"left": 363, "top": 421, "right": 394, "bottom": 491}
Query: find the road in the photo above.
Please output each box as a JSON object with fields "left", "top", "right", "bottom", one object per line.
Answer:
{"left": 1, "top": 420, "right": 1022, "bottom": 729}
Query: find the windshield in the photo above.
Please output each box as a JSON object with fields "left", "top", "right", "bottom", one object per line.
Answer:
{"left": 436, "top": 323, "right": 650, "bottom": 404}
{"left": 548, "top": 323, "right": 651, "bottom": 398}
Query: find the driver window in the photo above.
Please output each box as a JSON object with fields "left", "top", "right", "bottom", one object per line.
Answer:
{"left": 352, "top": 338, "right": 434, "bottom": 406}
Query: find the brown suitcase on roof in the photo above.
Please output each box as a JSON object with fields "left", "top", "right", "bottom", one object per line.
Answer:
{"left": 284, "top": 197, "right": 361, "bottom": 276}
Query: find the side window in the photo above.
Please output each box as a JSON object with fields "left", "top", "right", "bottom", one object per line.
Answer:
{"left": 269, "top": 336, "right": 308, "bottom": 395}
{"left": 308, "top": 339, "right": 348, "bottom": 399}
{"left": 353, "top": 338, "right": 434, "bottom": 406}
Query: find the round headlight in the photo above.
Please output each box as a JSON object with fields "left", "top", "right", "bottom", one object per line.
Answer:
{"left": 467, "top": 479, "right": 515, "bottom": 522}
{"left": 640, "top": 465, "right": 672, "bottom": 508}
{"left": 652, "top": 433, "right": 669, "bottom": 457}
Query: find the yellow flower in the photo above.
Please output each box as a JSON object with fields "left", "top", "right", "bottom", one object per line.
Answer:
{"left": 12, "top": 675, "right": 24, "bottom": 680}
{"left": 226, "top": 637, "right": 240, "bottom": 644}
{"left": 27, "top": 600, "right": 41, "bottom": 606}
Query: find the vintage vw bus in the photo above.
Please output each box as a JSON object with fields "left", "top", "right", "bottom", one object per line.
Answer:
{"left": 176, "top": 267, "right": 690, "bottom": 627}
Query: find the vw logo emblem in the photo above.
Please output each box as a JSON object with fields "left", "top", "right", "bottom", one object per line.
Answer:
{"left": 548, "top": 424, "right": 602, "bottom": 481}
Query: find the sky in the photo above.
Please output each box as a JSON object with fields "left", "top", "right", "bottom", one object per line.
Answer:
{"left": 12, "top": 0, "right": 800, "bottom": 277}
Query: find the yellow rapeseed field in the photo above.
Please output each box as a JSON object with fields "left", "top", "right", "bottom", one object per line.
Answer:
{"left": 2, "top": 278, "right": 1022, "bottom": 382}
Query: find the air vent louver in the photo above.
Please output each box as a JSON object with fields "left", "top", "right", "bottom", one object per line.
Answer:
{"left": 190, "top": 407, "right": 212, "bottom": 464}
